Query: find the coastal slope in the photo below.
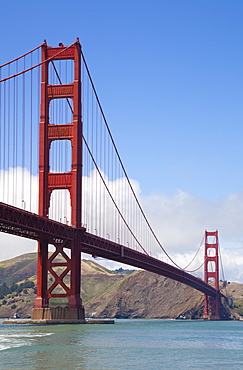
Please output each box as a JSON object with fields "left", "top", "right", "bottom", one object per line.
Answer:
{"left": 0, "top": 253, "right": 238, "bottom": 319}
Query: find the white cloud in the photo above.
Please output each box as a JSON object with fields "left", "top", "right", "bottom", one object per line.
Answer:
{"left": 0, "top": 233, "right": 37, "bottom": 262}
{"left": 0, "top": 167, "right": 38, "bottom": 212}
{"left": 140, "top": 189, "right": 243, "bottom": 282}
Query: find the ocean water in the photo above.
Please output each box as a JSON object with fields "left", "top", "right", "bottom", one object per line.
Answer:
{"left": 0, "top": 319, "right": 243, "bottom": 369}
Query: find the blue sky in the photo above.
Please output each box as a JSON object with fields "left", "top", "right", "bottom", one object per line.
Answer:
{"left": 1, "top": 1, "right": 243, "bottom": 281}
{"left": 1, "top": 0, "right": 243, "bottom": 198}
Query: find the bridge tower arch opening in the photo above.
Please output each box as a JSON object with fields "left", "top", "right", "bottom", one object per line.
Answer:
{"left": 32, "top": 40, "right": 84, "bottom": 322}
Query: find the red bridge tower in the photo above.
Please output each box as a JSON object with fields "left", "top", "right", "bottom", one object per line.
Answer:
{"left": 204, "top": 230, "right": 220, "bottom": 320}
{"left": 32, "top": 40, "right": 84, "bottom": 322}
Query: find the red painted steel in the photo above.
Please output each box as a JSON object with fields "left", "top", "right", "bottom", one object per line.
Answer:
{"left": 35, "top": 39, "right": 83, "bottom": 310}
{"left": 204, "top": 230, "right": 220, "bottom": 319}
{"left": 0, "top": 202, "right": 78, "bottom": 241}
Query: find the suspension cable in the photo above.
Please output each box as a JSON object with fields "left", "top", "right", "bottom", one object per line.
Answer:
{"left": 82, "top": 135, "right": 149, "bottom": 255}
{"left": 219, "top": 241, "right": 228, "bottom": 296}
{"left": 0, "top": 42, "right": 45, "bottom": 68}
{"left": 81, "top": 50, "right": 203, "bottom": 270}
{"left": 50, "top": 60, "right": 149, "bottom": 255}
{"left": 0, "top": 41, "right": 79, "bottom": 83}
{"left": 181, "top": 234, "right": 205, "bottom": 271}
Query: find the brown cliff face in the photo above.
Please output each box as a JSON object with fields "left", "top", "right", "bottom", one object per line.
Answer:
{"left": 84, "top": 270, "right": 204, "bottom": 319}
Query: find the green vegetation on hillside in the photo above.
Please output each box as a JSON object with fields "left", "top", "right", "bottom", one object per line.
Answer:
{"left": 0, "top": 280, "right": 35, "bottom": 299}
{"left": 0, "top": 253, "right": 37, "bottom": 286}
{"left": 232, "top": 299, "right": 243, "bottom": 316}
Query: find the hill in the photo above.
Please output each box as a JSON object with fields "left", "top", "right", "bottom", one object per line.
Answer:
{"left": 0, "top": 253, "right": 239, "bottom": 319}
{"left": 84, "top": 270, "right": 205, "bottom": 319}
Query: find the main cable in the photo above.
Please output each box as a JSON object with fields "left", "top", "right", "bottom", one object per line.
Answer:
{"left": 0, "top": 41, "right": 205, "bottom": 272}
{"left": 80, "top": 50, "right": 204, "bottom": 271}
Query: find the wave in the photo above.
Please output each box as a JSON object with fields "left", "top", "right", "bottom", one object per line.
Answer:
{"left": 0, "top": 332, "right": 53, "bottom": 351}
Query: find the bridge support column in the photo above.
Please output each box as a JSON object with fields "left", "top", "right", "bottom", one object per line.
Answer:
{"left": 33, "top": 240, "right": 48, "bottom": 309}
{"left": 68, "top": 234, "right": 83, "bottom": 310}
{"left": 204, "top": 230, "right": 220, "bottom": 320}
{"left": 33, "top": 238, "right": 84, "bottom": 321}
{"left": 32, "top": 40, "right": 85, "bottom": 322}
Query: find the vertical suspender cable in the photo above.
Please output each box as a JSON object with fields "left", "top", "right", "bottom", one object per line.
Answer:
{"left": 30, "top": 52, "right": 33, "bottom": 210}
{"left": 2, "top": 79, "right": 4, "bottom": 202}
{"left": 22, "top": 57, "right": 25, "bottom": 208}
{"left": 7, "top": 65, "right": 10, "bottom": 203}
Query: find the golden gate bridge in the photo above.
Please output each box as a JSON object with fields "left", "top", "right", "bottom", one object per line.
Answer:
{"left": 0, "top": 39, "right": 227, "bottom": 322}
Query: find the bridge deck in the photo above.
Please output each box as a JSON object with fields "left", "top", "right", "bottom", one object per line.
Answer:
{"left": 0, "top": 202, "right": 224, "bottom": 299}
